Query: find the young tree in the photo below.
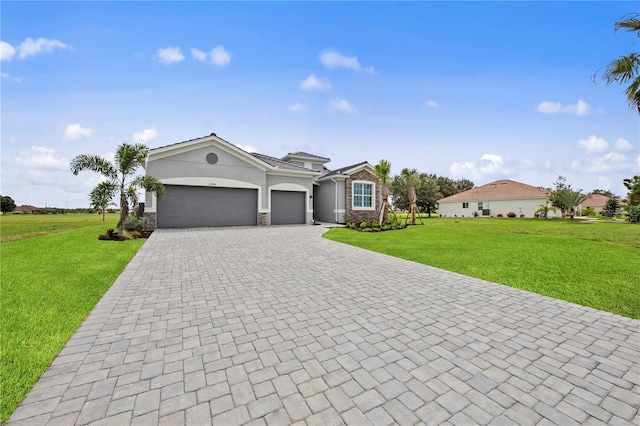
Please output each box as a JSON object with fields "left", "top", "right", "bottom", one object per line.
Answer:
{"left": 374, "top": 159, "right": 392, "bottom": 224}
{"left": 535, "top": 202, "right": 557, "bottom": 219}
{"left": 1, "top": 195, "right": 16, "bottom": 213}
{"left": 601, "top": 197, "right": 621, "bottom": 218}
{"left": 595, "top": 13, "right": 640, "bottom": 113}
{"left": 549, "top": 176, "right": 589, "bottom": 218}
{"left": 90, "top": 181, "right": 117, "bottom": 221}
{"left": 400, "top": 168, "right": 423, "bottom": 225}
{"left": 71, "top": 142, "right": 165, "bottom": 237}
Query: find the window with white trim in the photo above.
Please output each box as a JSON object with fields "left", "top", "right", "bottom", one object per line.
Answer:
{"left": 478, "top": 202, "right": 483, "bottom": 210}
{"left": 352, "top": 181, "right": 375, "bottom": 210}
{"left": 463, "top": 202, "right": 469, "bottom": 208}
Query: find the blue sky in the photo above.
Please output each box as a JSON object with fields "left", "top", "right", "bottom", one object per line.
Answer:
{"left": 2, "top": 1, "right": 639, "bottom": 208}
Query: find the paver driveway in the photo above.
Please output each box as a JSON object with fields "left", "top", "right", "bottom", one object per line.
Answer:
{"left": 9, "top": 225, "right": 640, "bottom": 425}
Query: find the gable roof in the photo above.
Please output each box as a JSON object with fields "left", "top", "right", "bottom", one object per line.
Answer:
{"left": 281, "top": 152, "right": 331, "bottom": 163}
{"left": 147, "top": 132, "right": 318, "bottom": 176}
{"left": 438, "top": 179, "right": 550, "bottom": 203}
{"left": 582, "top": 194, "right": 610, "bottom": 208}
{"left": 251, "top": 152, "right": 320, "bottom": 174}
{"left": 318, "top": 161, "right": 370, "bottom": 179}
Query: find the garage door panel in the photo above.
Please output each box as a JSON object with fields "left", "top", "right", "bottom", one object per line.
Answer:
{"left": 271, "top": 191, "right": 305, "bottom": 225}
{"left": 158, "top": 185, "right": 257, "bottom": 228}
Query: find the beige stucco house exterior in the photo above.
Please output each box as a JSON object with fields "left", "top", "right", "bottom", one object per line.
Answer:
{"left": 438, "top": 179, "right": 561, "bottom": 218}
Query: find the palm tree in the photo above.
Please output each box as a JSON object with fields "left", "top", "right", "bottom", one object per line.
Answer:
{"left": 374, "top": 159, "right": 392, "bottom": 224}
{"left": 71, "top": 142, "right": 165, "bottom": 237}
{"left": 90, "top": 181, "right": 117, "bottom": 221}
{"left": 535, "top": 202, "right": 557, "bottom": 219}
{"left": 400, "top": 168, "right": 423, "bottom": 225}
{"left": 597, "top": 14, "right": 640, "bottom": 113}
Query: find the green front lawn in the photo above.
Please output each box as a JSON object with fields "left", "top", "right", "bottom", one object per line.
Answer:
{"left": 324, "top": 218, "right": 640, "bottom": 319}
{"left": 0, "top": 219, "right": 144, "bottom": 422}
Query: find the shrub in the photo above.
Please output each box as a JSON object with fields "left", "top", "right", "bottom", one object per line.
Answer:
{"left": 472, "top": 211, "right": 479, "bottom": 217}
{"left": 496, "top": 213, "right": 503, "bottom": 218}
{"left": 520, "top": 214, "right": 525, "bottom": 218}
{"left": 582, "top": 207, "right": 596, "bottom": 217}
{"left": 507, "top": 212, "right": 516, "bottom": 218}
{"left": 124, "top": 216, "right": 148, "bottom": 232}
{"left": 626, "top": 205, "right": 640, "bottom": 224}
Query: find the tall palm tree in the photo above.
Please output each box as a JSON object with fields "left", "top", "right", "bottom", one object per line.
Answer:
{"left": 374, "top": 159, "right": 392, "bottom": 224}
{"left": 71, "top": 142, "right": 165, "bottom": 237}
{"left": 400, "top": 168, "right": 423, "bottom": 225}
{"left": 598, "top": 14, "right": 640, "bottom": 113}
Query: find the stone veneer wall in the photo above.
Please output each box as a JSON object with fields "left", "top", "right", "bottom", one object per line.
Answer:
{"left": 345, "top": 169, "right": 381, "bottom": 223}
{"left": 143, "top": 212, "right": 157, "bottom": 230}
{"left": 258, "top": 212, "right": 267, "bottom": 226}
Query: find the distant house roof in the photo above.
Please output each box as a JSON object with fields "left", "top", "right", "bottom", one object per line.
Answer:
{"left": 281, "top": 152, "right": 331, "bottom": 163}
{"left": 582, "top": 194, "right": 610, "bottom": 208}
{"left": 438, "top": 179, "right": 550, "bottom": 203}
{"left": 319, "top": 161, "right": 370, "bottom": 179}
{"left": 14, "top": 205, "right": 40, "bottom": 212}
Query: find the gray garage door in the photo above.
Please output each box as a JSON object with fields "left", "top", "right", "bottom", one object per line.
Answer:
{"left": 271, "top": 190, "right": 306, "bottom": 225}
{"left": 157, "top": 185, "right": 258, "bottom": 228}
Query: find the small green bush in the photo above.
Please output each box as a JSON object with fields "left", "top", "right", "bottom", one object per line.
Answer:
{"left": 124, "top": 216, "right": 148, "bottom": 232}
{"left": 626, "top": 205, "right": 640, "bottom": 224}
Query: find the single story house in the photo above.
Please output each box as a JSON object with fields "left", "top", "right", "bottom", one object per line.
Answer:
{"left": 437, "top": 179, "right": 561, "bottom": 218}
{"left": 143, "top": 132, "right": 380, "bottom": 228}
{"left": 581, "top": 194, "right": 609, "bottom": 215}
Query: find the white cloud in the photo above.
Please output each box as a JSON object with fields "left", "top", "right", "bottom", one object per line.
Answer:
{"left": 64, "top": 123, "right": 95, "bottom": 140}
{"left": 319, "top": 49, "right": 375, "bottom": 74}
{"left": 0, "top": 41, "right": 16, "bottom": 61}
{"left": 571, "top": 152, "right": 631, "bottom": 173}
{"left": 236, "top": 144, "right": 257, "bottom": 153}
{"left": 450, "top": 153, "right": 510, "bottom": 179}
{"left": 536, "top": 99, "right": 591, "bottom": 116}
{"left": 577, "top": 135, "right": 608, "bottom": 154}
{"left": 18, "top": 37, "right": 71, "bottom": 59}
{"left": 210, "top": 45, "right": 231, "bottom": 67}
{"left": 1, "top": 72, "right": 9, "bottom": 78}
{"left": 330, "top": 99, "right": 358, "bottom": 113}
{"left": 132, "top": 127, "right": 158, "bottom": 143}
{"left": 156, "top": 47, "right": 185, "bottom": 64}
{"left": 15, "top": 146, "right": 68, "bottom": 170}
{"left": 290, "top": 103, "right": 308, "bottom": 112}
{"left": 191, "top": 48, "right": 208, "bottom": 62}
{"left": 425, "top": 100, "right": 440, "bottom": 108}
{"left": 615, "top": 138, "right": 634, "bottom": 151}
{"left": 300, "top": 74, "right": 332, "bottom": 91}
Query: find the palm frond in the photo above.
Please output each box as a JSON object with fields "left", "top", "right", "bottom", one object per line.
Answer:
{"left": 69, "top": 154, "right": 118, "bottom": 179}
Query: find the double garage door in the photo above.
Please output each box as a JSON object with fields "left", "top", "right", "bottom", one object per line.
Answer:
{"left": 157, "top": 185, "right": 305, "bottom": 228}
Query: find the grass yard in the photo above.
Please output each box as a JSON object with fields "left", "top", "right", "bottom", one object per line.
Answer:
{"left": 0, "top": 212, "right": 119, "bottom": 242}
{"left": 324, "top": 218, "right": 640, "bottom": 319}
{"left": 0, "top": 214, "right": 145, "bottom": 422}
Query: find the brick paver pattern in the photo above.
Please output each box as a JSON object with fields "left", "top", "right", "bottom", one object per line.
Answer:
{"left": 9, "top": 226, "right": 640, "bottom": 425}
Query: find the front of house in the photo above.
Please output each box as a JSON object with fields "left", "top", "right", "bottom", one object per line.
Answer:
{"left": 143, "top": 133, "right": 380, "bottom": 228}
{"left": 438, "top": 179, "right": 560, "bottom": 218}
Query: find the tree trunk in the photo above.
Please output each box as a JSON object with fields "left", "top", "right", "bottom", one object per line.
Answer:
{"left": 117, "top": 193, "right": 128, "bottom": 237}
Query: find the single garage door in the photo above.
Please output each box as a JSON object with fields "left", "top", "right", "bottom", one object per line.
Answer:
{"left": 157, "top": 185, "right": 258, "bottom": 228}
{"left": 271, "top": 190, "right": 306, "bottom": 225}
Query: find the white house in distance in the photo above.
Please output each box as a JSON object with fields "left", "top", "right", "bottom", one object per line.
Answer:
{"left": 438, "top": 179, "right": 561, "bottom": 218}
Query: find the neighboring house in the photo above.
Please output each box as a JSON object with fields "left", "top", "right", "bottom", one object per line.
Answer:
{"left": 13, "top": 205, "right": 41, "bottom": 214}
{"left": 437, "top": 179, "right": 560, "bottom": 218}
{"left": 581, "top": 194, "right": 609, "bottom": 215}
{"left": 143, "top": 133, "right": 379, "bottom": 228}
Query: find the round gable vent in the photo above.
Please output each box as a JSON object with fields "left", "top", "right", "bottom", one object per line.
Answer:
{"left": 206, "top": 153, "right": 219, "bottom": 164}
